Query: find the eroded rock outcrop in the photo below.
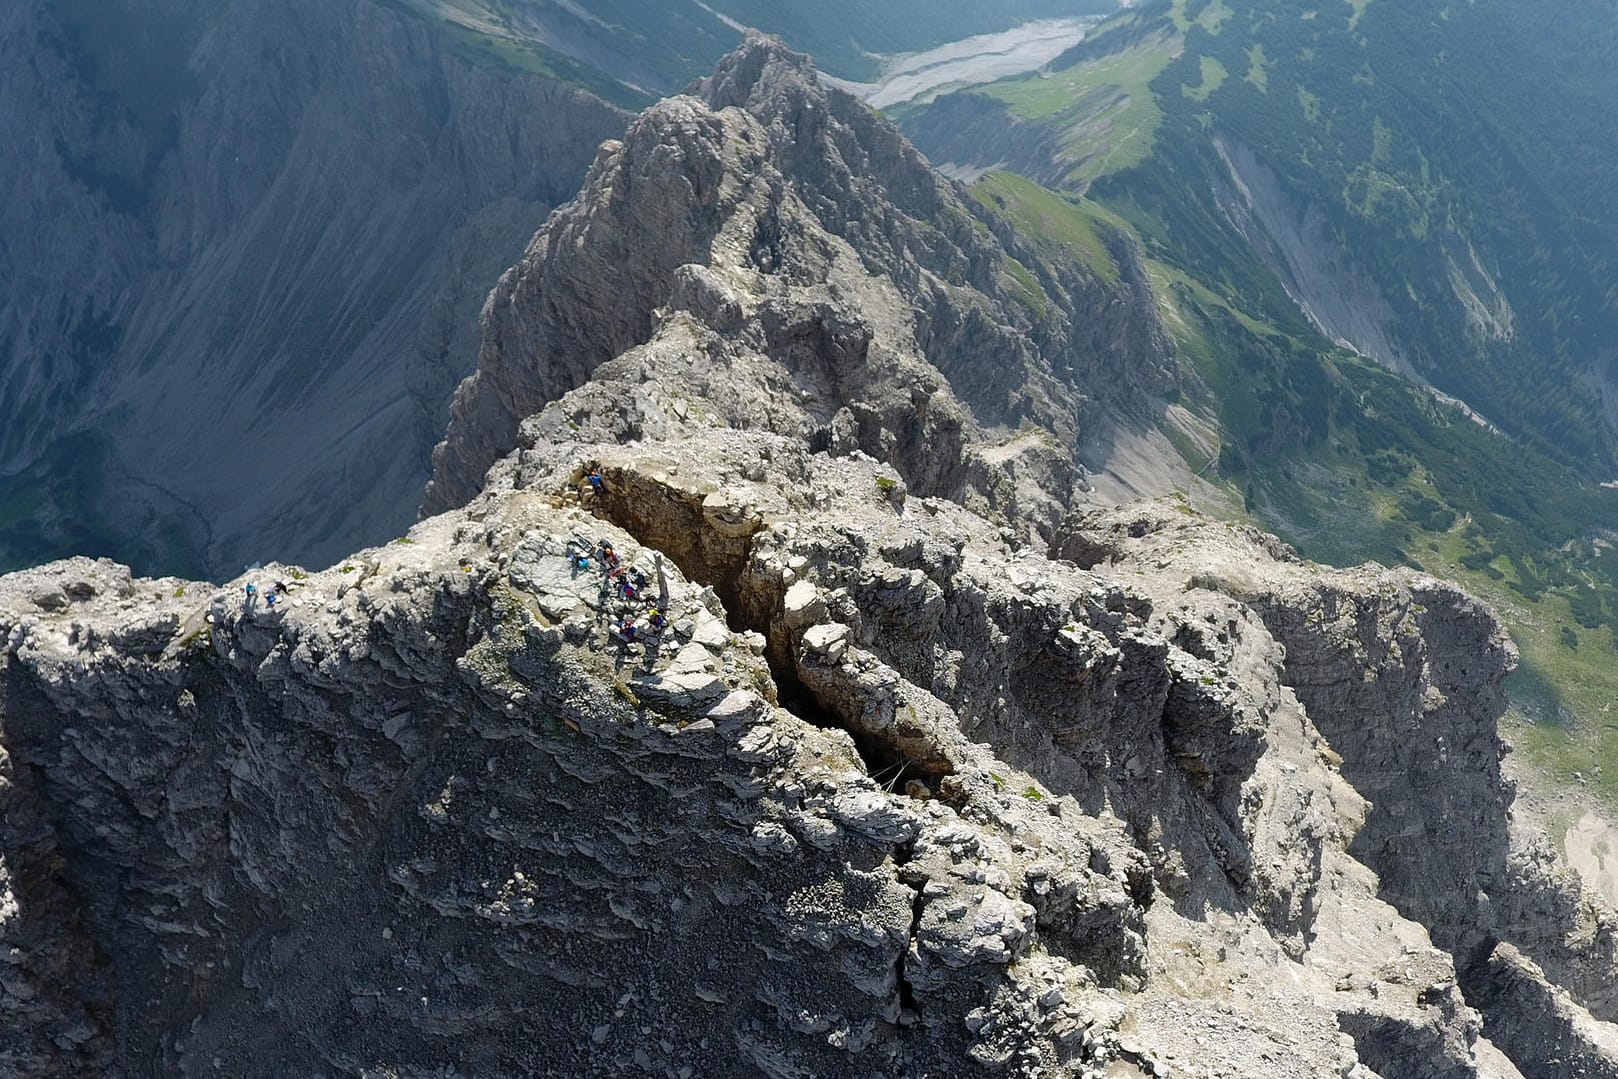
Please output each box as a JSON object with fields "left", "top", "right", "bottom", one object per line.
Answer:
{"left": 2, "top": 33, "right": 1613, "bottom": 1079}
{"left": 424, "top": 34, "right": 1172, "bottom": 522}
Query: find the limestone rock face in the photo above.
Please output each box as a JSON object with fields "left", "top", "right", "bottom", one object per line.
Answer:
{"left": 423, "top": 34, "right": 1173, "bottom": 521}
{"left": 2, "top": 33, "right": 1615, "bottom": 1079}
{"left": 3, "top": 446, "right": 1611, "bottom": 1076}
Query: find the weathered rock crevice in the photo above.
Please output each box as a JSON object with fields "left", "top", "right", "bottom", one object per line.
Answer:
{"left": 1336, "top": 998, "right": 1484, "bottom": 1079}
{"left": 572, "top": 458, "right": 957, "bottom": 794}
{"left": 1464, "top": 942, "right": 1618, "bottom": 1079}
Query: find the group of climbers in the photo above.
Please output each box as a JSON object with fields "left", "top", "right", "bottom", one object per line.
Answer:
{"left": 569, "top": 463, "right": 671, "bottom": 647}
{"left": 566, "top": 530, "right": 670, "bottom": 647}
{"left": 243, "top": 578, "right": 292, "bottom": 612}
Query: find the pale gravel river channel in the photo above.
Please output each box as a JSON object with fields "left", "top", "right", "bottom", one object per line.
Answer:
{"left": 825, "top": 17, "right": 1101, "bottom": 109}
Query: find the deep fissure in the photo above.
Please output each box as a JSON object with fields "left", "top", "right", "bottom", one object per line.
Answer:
{"left": 586, "top": 468, "right": 948, "bottom": 787}
{"left": 765, "top": 647, "right": 946, "bottom": 790}
{"left": 587, "top": 467, "right": 945, "bottom": 1029}
{"left": 896, "top": 842, "right": 925, "bottom": 1025}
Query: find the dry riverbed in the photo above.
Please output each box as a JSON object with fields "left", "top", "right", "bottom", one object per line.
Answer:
{"left": 826, "top": 17, "right": 1099, "bottom": 109}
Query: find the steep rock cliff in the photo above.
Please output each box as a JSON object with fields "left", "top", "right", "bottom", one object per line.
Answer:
{"left": 2, "top": 34, "right": 1614, "bottom": 1079}
{"left": 0, "top": 0, "right": 625, "bottom": 576}
{"left": 424, "top": 35, "right": 1173, "bottom": 520}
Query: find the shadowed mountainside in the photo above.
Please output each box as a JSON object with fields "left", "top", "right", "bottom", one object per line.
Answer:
{"left": 0, "top": 0, "right": 625, "bottom": 577}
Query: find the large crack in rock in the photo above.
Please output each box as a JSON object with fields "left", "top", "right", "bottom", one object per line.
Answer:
{"left": 558, "top": 447, "right": 965, "bottom": 800}
{"left": 5, "top": 32, "right": 1613, "bottom": 1079}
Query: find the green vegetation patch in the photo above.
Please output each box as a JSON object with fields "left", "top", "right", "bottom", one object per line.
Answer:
{"left": 1000, "top": 257, "right": 1050, "bottom": 315}
{"left": 382, "top": 2, "right": 651, "bottom": 109}
{"left": 1297, "top": 85, "right": 1321, "bottom": 123}
{"left": 1182, "top": 55, "right": 1228, "bottom": 101}
{"left": 969, "top": 171, "right": 1121, "bottom": 284}
{"left": 1245, "top": 44, "right": 1268, "bottom": 91}
{"left": 1171, "top": 0, "right": 1233, "bottom": 34}
{"left": 981, "top": 24, "right": 1181, "bottom": 183}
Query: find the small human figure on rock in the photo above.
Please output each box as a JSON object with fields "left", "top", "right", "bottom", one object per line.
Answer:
{"left": 612, "top": 618, "right": 637, "bottom": 643}
{"left": 586, "top": 468, "right": 604, "bottom": 495}
{"left": 265, "top": 591, "right": 278, "bottom": 611}
{"left": 646, "top": 607, "right": 667, "bottom": 632}
{"left": 599, "top": 540, "right": 621, "bottom": 570}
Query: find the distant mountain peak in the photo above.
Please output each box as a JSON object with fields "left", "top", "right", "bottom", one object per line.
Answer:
{"left": 690, "top": 30, "right": 821, "bottom": 110}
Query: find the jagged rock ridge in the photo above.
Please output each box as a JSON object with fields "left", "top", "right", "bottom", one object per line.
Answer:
{"left": 2, "top": 35, "right": 1616, "bottom": 1079}
{"left": 423, "top": 34, "right": 1172, "bottom": 523}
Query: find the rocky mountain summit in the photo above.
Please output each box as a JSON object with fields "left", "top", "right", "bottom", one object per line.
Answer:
{"left": 3, "top": 35, "right": 1616, "bottom": 1079}
{"left": 423, "top": 31, "right": 1171, "bottom": 523}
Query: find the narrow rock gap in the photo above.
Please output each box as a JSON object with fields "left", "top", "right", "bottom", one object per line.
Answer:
{"left": 1452, "top": 938, "right": 1595, "bottom": 1079}
{"left": 586, "top": 467, "right": 947, "bottom": 788}
{"left": 843, "top": 724, "right": 945, "bottom": 794}
{"left": 765, "top": 647, "right": 943, "bottom": 789}
{"left": 768, "top": 659, "right": 844, "bottom": 732}
{"left": 1333, "top": 1009, "right": 1467, "bottom": 1079}
{"left": 896, "top": 855, "right": 925, "bottom": 1026}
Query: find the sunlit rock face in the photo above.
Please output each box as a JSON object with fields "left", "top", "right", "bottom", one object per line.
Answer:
{"left": 2, "top": 34, "right": 1614, "bottom": 1079}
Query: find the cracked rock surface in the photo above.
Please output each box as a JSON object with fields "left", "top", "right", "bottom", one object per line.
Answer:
{"left": 3, "top": 33, "right": 1616, "bottom": 1079}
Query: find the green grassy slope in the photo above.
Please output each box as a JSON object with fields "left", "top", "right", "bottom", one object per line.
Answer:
{"left": 921, "top": 1, "right": 1618, "bottom": 805}
{"left": 977, "top": 10, "right": 1182, "bottom": 184}
{"left": 1128, "top": 0, "right": 1618, "bottom": 472}
{"left": 914, "top": 0, "right": 1618, "bottom": 470}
